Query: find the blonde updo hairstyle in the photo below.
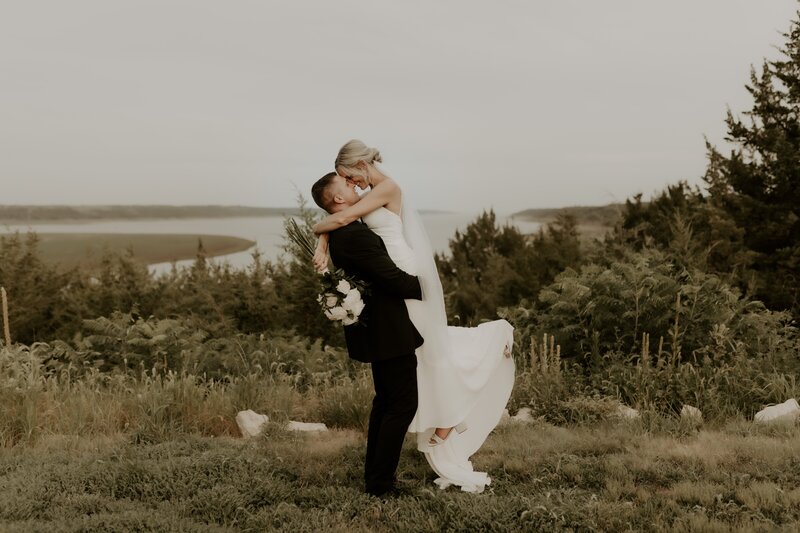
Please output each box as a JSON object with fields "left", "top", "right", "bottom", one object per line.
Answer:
{"left": 335, "top": 139, "right": 382, "bottom": 181}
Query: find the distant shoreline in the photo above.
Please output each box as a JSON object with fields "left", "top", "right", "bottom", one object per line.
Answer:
{"left": 0, "top": 205, "right": 306, "bottom": 224}
{"left": 0, "top": 204, "right": 454, "bottom": 224}
{"left": 510, "top": 204, "right": 625, "bottom": 242}
{"left": 510, "top": 204, "right": 625, "bottom": 225}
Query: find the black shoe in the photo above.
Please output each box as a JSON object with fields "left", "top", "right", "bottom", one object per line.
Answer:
{"left": 367, "top": 484, "right": 414, "bottom": 499}
{"left": 387, "top": 484, "right": 414, "bottom": 498}
{"left": 366, "top": 484, "right": 394, "bottom": 498}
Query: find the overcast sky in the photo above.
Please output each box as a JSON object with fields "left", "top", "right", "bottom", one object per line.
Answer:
{"left": 1, "top": 1, "right": 797, "bottom": 213}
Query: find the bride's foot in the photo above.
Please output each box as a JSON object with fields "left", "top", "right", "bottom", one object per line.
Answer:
{"left": 428, "top": 422, "right": 468, "bottom": 447}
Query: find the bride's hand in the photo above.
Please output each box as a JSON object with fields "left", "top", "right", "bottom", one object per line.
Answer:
{"left": 313, "top": 235, "right": 329, "bottom": 273}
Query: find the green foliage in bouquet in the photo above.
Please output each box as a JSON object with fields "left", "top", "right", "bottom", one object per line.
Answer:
{"left": 285, "top": 216, "right": 368, "bottom": 326}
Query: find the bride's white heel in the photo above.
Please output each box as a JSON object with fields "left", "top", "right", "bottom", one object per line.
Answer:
{"left": 428, "top": 422, "right": 468, "bottom": 447}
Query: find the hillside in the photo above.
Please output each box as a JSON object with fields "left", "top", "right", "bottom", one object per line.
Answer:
{"left": 511, "top": 203, "right": 626, "bottom": 241}
{"left": 511, "top": 204, "right": 625, "bottom": 227}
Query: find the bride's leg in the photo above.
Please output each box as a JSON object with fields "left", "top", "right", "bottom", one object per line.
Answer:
{"left": 432, "top": 426, "right": 456, "bottom": 440}
{"left": 434, "top": 343, "right": 509, "bottom": 441}
{"left": 429, "top": 422, "right": 468, "bottom": 445}
{"left": 429, "top": 342, "right": 510, "bottom": 446}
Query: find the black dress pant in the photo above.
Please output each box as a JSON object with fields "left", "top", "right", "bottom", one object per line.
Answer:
{"left": 364, "top": 352, "right": 418, "bottom": 495}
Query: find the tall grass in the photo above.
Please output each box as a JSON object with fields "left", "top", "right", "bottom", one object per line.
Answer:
{"left": 0, "top": 341, "right": 367, "bottom": 447}
{"left": 506, "top": 325, "right": 800, "bottom": 427}
{"left": 4, "top": 332, "right": 796, "bottom": 450}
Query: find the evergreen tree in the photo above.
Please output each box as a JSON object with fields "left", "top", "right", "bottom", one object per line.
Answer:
{"left": 437, "top": 210, "right": 582, "bottom": 325}
{"left": 703, "top": 12, "right": 800, "bottom": 313}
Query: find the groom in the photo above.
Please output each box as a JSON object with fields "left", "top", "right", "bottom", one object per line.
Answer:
{"left": 311, "top": 172, "right": 423, "bottom": 497}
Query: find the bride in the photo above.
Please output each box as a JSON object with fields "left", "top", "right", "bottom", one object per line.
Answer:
{"left": 312, "top": 140, "right": 515, "bottom": 493}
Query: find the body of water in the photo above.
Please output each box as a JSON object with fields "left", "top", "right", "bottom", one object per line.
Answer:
{"left": 2, "top": 214, "right": 541, "bottom": 275}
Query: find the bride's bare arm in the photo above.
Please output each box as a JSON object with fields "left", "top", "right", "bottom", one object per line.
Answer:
{"left": 311, "top": 179, "right": 399, "bottom": 235}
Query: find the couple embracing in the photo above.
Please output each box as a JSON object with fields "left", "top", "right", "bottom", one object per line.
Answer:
{"left": 310, "top": 140, "right": 515, "bottom": 497}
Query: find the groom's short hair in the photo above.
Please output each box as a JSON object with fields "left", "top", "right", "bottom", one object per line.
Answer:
{"left": 311, "top": 172, "right": 339, "bottom": 212}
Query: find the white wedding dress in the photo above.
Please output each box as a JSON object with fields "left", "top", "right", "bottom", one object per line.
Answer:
{"left": 363, "top": 205, "right": 515, "bottom": 493}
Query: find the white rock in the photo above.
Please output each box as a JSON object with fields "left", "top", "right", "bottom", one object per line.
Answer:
{"left": 236, "top": 409, "right": 269, "bottom": 438}
{"left": 681, "top": 405, "right": 703, "bottom": 421}
{"left": 512, "top": 407, "right": 533, "bottom": 423}
{"left": 287, "top": 421, "right": 328, "bottom": 432}
{"left": 754, "top": 399, "right": 800, "bottom": 423}
{"left": 614, "top": 404, "right": 640, "bottom": 419}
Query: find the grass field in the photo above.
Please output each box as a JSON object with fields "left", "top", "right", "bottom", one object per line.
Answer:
{"left": 6, "top": 233, "right": 256, "bottom": 269}
{"left": 2, "top": 419, "right": 799, "bottom": 532}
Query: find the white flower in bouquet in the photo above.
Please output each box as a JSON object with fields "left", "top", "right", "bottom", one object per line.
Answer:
{"left": 349, "top": 299, "right": 365, "bottom": 317}
{"left": 328, "top": 306, "right": 348, "bottom": 321}
{"left": 325, "top": 293, "right": 339, "bottom": 308}
{"left": 336, "top": 280, "right": 351, "bottom": 294}
{"left": 342, "top": 289, "right": 361, "bottom": 309}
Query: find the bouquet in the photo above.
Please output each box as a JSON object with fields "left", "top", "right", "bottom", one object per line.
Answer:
{"left": 317, "top": 275, "right": 367, "bottom": 326}
{"left": 286, "top": 218, "right": 368, "bottom": 326}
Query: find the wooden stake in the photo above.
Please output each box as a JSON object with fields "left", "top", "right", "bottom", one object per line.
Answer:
{"left": 1, "top": 287, "right": 10, "bottom": 346}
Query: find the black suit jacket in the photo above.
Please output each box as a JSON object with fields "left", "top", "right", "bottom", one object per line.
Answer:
{"left": 328, "top": 220, "right": 424, "bottom": 363}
